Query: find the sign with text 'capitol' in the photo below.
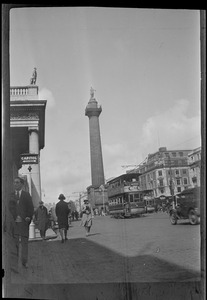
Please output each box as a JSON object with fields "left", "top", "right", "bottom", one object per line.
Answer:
{"left": 21, "top": 153, "right": 39, "bottom": 164}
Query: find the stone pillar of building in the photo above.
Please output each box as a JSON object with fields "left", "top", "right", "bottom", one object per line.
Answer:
{"left": 28, "top": 127, "right": 41, "bottom": 209}
{"left": 85, "top": 89, "right": 105, "bottom": 187}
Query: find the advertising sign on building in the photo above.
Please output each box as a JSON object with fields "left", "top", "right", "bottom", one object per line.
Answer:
{"left": 21, "top": 153, "right": 38, "bottom": 164}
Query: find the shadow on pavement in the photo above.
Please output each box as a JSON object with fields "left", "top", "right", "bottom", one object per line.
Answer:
{"left": 7, "top": 237, "right": 202, "bottom": 299}
{"left": 11, "top": 237, "right": 200, "bottom": 283}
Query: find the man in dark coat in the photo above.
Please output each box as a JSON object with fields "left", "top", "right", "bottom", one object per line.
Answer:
{"left": 55, "top": 194, "right": 70, "bottom": 243}
{"left": 9, "top": 177, "right": 34, "bottom": 269}
{"left": 34, "top": 201, "right": 49, "bottom": 239}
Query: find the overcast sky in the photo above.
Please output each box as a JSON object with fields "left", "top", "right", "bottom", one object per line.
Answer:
{"left": 9, "top": 7, "right": 201, "bottom": 203}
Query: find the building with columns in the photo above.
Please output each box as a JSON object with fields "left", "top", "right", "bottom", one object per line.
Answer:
{"left": 85, "top": 88, "right": 107, "bottom": 210}
{"left": 10, "top": 84, "right": 47, "bottom": 209}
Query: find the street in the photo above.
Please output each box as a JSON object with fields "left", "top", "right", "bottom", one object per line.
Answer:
{"left": 11, "top": 212, "right": 200, "bottom": 284}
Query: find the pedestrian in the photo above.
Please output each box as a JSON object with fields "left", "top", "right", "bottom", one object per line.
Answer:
{"left": 74, "top": 210, "right": 79, "bottom": 221}
{"left": 80, "top": 199, "right": 94, "bottom": 236}
{"left": 8, "top": 176, "right": 34, "bottom": 269}
{"left": 34, "top": 201, "right": 49, "bottom": 240}
{"left": 55, "top": 194, "right": 70, "bottom": 243}
{"left": 50, "top": 206, "right": 58, "bottom": 228}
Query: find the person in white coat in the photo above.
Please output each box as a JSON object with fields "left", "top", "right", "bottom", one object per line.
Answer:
{"left": 80, "top": 199, "right": 94, "bottom": 236}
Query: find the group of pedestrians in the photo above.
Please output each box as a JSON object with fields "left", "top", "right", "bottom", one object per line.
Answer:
{"left": 8, "top": 177, "right": 94, "bottom": 273}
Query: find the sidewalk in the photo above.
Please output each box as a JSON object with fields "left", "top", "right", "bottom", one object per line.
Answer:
{"left": 6, "top": 216, "right": 202, "bottom": 300}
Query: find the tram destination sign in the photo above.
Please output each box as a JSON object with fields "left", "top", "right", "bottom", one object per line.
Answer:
{"left": 21, "top": 154, "right": 38, "bottom": 164}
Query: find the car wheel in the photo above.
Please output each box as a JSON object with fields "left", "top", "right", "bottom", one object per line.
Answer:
{"left": 170, "top": 213, "right": 177, "bottom": 225}
{"left": 188, "top": 209, "right": 198, "bottom": 225}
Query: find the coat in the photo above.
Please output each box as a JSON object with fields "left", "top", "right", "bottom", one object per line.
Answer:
{"left": 55, "top": 200, "right": 70, "bottom": 229}
{"left": 34, "top": 206, "right": 49, "bottom": 232}
{"left": 9, "top": 190, "right": 34, "bottom": 238}
{"left": 81, "top": 203, "right": 93, "bottom": 227}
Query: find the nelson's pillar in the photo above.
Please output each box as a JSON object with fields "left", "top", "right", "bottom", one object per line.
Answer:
{"left": 85, "top": 88, "right": 106, "bottom": 209}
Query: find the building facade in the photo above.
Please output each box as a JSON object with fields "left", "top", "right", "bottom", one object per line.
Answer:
{"left": 10, "top": 84, "right": 47, "bottom": 209}
{"left": 129, "top": 147, "right": 193, "bottom": 200}
{"left": 188, "top": 146, "right": 201, "bottom": 188}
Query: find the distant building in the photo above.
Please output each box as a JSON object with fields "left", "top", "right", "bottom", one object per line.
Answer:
{"left": 188, "top": 147, "right": 201, "bottom": 187}
{"left": 128, "top": 147, "right": 192, "bottom": 199}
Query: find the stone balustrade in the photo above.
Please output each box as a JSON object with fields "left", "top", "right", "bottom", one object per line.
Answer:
{"left": 10, "top": 85, "right": 38, "bottom": 100}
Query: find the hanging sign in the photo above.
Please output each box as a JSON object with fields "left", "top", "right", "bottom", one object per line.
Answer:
{"left": 21, "top": 154, "right": 38, "bottom": 164}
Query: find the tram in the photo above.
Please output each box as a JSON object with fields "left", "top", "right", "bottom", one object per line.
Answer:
{"left": 107, "top": 173, "right": 146, "bottom": 218}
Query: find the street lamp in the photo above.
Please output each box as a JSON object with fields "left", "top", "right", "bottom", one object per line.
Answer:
{"left": 99, "top": 185, "right": 105, "bottom": 213}
{"left": 28, "top": 165, "right": 32, "bottom": 195}
{"left": 27, "top": 165, "right": 35, "bottom": 239}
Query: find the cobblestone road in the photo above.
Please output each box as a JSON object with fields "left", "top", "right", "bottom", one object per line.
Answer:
{"left": 11, "top": 212, "right": 200, "bottom": 285}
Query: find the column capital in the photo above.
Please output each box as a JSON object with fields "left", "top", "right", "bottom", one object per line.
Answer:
{"left": 28, "top": 126, "right": 39, "bottom": 133}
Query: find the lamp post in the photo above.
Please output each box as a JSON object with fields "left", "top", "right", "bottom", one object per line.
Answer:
{"left": 167, "top": 156, "right": 175, "bottom": 208}
{"left": 99, "top": 185, "right": 105, "bottom": 213}
{"left": 28, "top": 165, "right": 35, "bottom": 239}
{"left": 28, "top": 165, "right": 32, "bottom": 195}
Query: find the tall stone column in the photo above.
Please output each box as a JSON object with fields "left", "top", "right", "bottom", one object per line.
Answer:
{"left": 28, "top": 127, "right": 41, "bottom": 208}
{"left": 85, "top": 88, "right": 105, "bottom": 187}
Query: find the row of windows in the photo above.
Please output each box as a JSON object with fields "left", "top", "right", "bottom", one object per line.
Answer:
{"left": 164, "top": 152, "right": 184, "bottom": 157}
{"left": 158, "top": 169, "right": 187, "bottom": 176}
{"left": 108, "top": 178, "right": 138, "bottom": 189}
{"left": 141, "top": 169, "right": 188, "bottom": 182}
{"left": 158, "top": 177, "right": 188, "bottom": 186}
{"left": 109, "top": 193, "right": 144, "bottom": 205}
{"left": 159, "top": 186, "right": 188, "bottom": 194}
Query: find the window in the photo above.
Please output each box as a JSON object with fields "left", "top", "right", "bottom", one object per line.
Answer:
{"left": 176, "top": 179, "right": 181, "bottom": 185}
{"left": 172, "top": 152, "right": 176, "bottom": 157}
{"left": 159, "top": 179, "right": 164, "bottom": 186}
{"left": 175, "top": 169, "right": 179, "bottom": 175}
{"left": 182, "top": 169, "right": 187, "bottom": 175}
{"left": 158, "top": 170, "right": 162, "bottom": 176}
{"left": 130, "top": 195, "right": 134, "bottom": 202}
{"left": 134, "top": 193, "right": 140, "bottom": 199}
{"left": 183, "top": 178, "right": 188, "bottom": 185}
{"left": 177, "top": 187, "right": 181, "bottom": 193}
{"left": 179, "top": 152, "right": 183, "bottom": 157}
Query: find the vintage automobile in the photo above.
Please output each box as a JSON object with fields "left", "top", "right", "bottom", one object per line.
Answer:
{"left": 169, "top": 187, "right": 200, "bottom": 225}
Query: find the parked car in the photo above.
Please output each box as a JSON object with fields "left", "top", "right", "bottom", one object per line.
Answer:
{"left": 169, "top": 187, "right": 200, "bottom": 225}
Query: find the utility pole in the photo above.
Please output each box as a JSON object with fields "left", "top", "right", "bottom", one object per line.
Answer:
{"left": 167, "top": 154, "right": 175, "bottom": 208}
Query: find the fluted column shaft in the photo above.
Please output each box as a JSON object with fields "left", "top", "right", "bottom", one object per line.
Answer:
{"left": 28, "top": 127, "right": 41, "bottom": 208}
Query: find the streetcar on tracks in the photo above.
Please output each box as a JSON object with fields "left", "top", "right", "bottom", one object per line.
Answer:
{"left": 107, "top": 173, "right": 146, "bottom": 218}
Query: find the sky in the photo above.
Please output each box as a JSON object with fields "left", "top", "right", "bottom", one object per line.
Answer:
{"left": 9, "top": 7, "right": 201, "bottom": 204}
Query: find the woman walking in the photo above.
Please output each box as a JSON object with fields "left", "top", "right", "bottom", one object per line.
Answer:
{"left": 81, "top": 199, "right": 94, "bottom": 236}
{"left": 55, "top": 194, "right": 70, "bottom": 243}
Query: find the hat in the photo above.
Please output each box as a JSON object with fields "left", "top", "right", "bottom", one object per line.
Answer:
{"left": 58, "top": 194, "right": 66, "bottom": 200}
{"left": 39, "top": 201, "right": 44, "bottom": 205}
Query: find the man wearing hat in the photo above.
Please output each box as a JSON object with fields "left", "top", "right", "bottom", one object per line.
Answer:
{"left": 55, "top": 194, "right": 70, "bottom": 243}
{"left": 34, "top": 200, "right": 49, "bottom": 240}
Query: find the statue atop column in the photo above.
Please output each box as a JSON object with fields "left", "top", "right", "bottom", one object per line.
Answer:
{"left": 90, "top": 87, "right": 96, "bottom": 99}
{"left": 30, "top": 68, "right": 37, "bottom": 85}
